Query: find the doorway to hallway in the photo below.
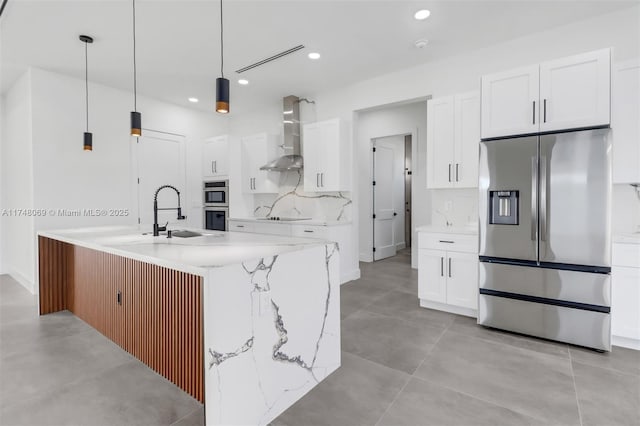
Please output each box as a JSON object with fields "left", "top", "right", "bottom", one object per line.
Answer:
{"left": 372, "top": 134, "right": 412, "bottom": 261}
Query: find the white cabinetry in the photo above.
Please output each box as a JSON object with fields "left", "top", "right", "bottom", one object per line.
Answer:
{"left": 481, "top": 48, "right": 610, "bottom": 139}
{"left": 612, "top": 60, "right": 640, "bottom": 184}
{"left": 241, "top": 133, "right": 279, "bottom": 194}
{"left": 612, "top": 241, "right": 640, "bottom": 350}
{"left": 227, "top": 220, "right": 355, "bottom": 284}
{"left": 427, "top": 92, "right": 479, "bottom": 189}
{"left": 418, "top": 231, "right": 478, "bottom": 317}
{"left": 202, "top": 135, "right": 229, "bottom": 178}
{"left": 303, "top": 119, "right": 350, "bottom": 192}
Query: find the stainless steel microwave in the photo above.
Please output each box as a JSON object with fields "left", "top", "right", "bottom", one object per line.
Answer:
{"left": 204, "top": 180, "right": 228, "bottom": 207}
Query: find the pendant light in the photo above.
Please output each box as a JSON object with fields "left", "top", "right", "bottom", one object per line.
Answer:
{"left": 216, "top": 0, "right": 229, "bottom": 114}
{"left": 80, "top": 35, "right": 94, "bottom": 151}
{"left": 130, "top": 0, "right": 142, "bottom": 136}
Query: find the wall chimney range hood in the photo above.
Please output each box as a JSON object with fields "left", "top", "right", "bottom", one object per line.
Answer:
{"left": 260, "top": 95, "right": 303, "bottom": 171}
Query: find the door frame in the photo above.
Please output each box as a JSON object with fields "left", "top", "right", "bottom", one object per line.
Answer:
{"left": 370, "top": 131, "right": 414, "bottom": 261}
{"left": 130, "top": 129, "right": 187, "bottom": 227}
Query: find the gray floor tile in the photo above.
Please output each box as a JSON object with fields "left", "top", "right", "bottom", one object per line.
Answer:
{"left": 171, "top": 406, "right": 205, "bottom": 426}
{"left": 570, "top": 345, "right": 640, "bottom": 377}
{"left": 1, "top": 360, "right": 201, "bottom": 426}
{"left": 272, "top": 352, "right": 409, "bottom": 426}
{"left": 573, "top": 361, "right": 640, "bottom": 426}
{"left": 0, "top": 328, "right": 136, "bottom": 409}
{"left": 340, "top": 280, "right": 391, "bottom": 319}
{"left": 378, "top": 377, "right": 543, "bottom": 426}
{"left": 341, "top": 310, "right": 443, "bottom": 374}
{"left": 414, "top": 331, "right": 580, "bottom": 425}
{"left": 365, "top": 290, "right": 456, "bottom": 329}
{"left": 450, "top": 315, "right": 570, "bottom": 359}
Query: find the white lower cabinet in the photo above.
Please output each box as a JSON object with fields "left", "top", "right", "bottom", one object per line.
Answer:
{"left": 418, "top": 231, "right": 478, "bottom": 317}
{"left": 611, "top": 241, "right": 640, "bottom": 349}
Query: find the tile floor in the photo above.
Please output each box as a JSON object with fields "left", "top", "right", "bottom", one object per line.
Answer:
{"left": 1, "top": 249, "right": 639, "bottom": 426}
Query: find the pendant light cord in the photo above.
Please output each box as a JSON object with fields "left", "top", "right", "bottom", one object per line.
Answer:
{"left": 132, "top": 0, "right": 137, "bottom": 111}
{"left": 220, "top": 0, "right": 224, "bottom": 78}
{"left": 85, "top": 41, "right": 89, "bottom": 132}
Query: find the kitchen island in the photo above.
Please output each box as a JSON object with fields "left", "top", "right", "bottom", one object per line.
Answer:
{"left": 37, "top": 226, "right": 341, "bottom": 426}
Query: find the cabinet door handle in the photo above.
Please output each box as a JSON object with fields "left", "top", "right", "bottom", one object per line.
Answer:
{"left": 321, "top": 173, "right": 324, "bottom": 187}
{"left": 117, "top": 290, "right": 122, "bottom": 305}
{"left": 455, "top": 163, "right": 459, "bottom": 182}
{"left": 237, "top": 225, "right": 244, "bottom": 228}
{"left": 440, "top": 257, "right": 444, "bottom": 277}
{"left": 439, "top": 240, "right": 454, "bottom": 244}
{"left": 543, "top": 99, "right": 547, "bottom": 123}
{"left": 316, "top": 173, "right": 320, "bottom": 188}
{"left": 448, "top": 164, "right": 452, "bottom": 182}
{"left": 448, "top": 258, "right": 452, "bottom": 278}
{"left": 214, "top": 160, "right": 217, "bottom": 173}
{"left": 212, "top": 161, "right": 215, "bottom": 174}
{"left": 532, "top": 100, "right": 536, "bottom": 124}
{"left": 304, "top": 230, "right": 314, "bottom": 233}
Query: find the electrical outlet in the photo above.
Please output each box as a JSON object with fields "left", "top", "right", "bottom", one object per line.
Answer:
{"left": 444, "top": 200, "right": 453, "bottom": 212}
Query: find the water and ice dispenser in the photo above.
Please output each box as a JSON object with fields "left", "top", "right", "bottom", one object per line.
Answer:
{"left": 489, "top": 190, "right": 519, "bottom": 225}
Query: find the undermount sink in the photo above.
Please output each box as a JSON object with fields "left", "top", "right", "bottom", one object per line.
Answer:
{"left": 171, "top": 230, "right": 202, "bottom": 238}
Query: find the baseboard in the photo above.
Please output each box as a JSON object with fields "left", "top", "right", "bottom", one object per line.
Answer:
{"left": 341, "top": 268, "right": 361, "bottom": 285}
{"left": 359, "top": 252, "right": 373, "bottom": 263}
{"left": 420, "top": 299, "right": 477, "bottom": 318}
{"left": 395, "top": 242, "right": 406, "bottom": 250}
{"left": 8, "top": 268, "right": 35, "bottom": 294}
{"left": 612, "top": 335, "right": 640, "bottom": 351}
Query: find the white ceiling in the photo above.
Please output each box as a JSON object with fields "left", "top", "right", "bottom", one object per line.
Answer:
{"left": 1, "top": 0, "right": 636, "bottom": 114}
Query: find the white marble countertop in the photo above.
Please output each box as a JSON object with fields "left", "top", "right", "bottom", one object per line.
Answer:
{"left": 613, "top": 233, "right": 640, "bottom": 245}
{"left": 38, "top": 226, "right": 329, "bottom": 276}
{"left": 415, "top": 224, "right": 479, "bottom": 235}
{"left": 229, "top": 217, "right": 351, "bottom": 226}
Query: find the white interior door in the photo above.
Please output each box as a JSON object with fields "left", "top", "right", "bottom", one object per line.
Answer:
{"left": 373, "top": 142, "right": 396, "bottom": 261}
{"left": 134, "top": 131, "right": 186, "bottom": 229}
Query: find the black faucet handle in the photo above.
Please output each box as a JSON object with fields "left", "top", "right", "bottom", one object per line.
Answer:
{"left": 177, "top": 207, "right": 186, "bottom": 220}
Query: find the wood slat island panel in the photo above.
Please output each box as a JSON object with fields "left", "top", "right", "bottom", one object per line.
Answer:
{"left": 38, "top": 236, "right": 204, "bottom": 402}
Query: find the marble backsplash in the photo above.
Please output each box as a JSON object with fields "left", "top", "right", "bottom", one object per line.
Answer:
{"left": 253, "top": 171, "right": 352, "bottom": 222}
{"left": 430, "top": 188, "right": 479, "bottom": 228}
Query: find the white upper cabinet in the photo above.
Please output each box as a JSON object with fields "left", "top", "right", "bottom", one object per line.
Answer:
{"left": 202, "top": 135, "right": 229, "bottom": 178}
{"left": 481, "top": 48, "right": 611, "bottom": 139}
{"left": 612, "top": 59, "right": 640, "bottom": 184}
{"left": 241, "top": 133, "right": 279, "bottom": 194}
{"left": 481, "top": 65, "right": 540, "bottom": 139}
{"left": 539, "top": 49, "right": 610, "bottom": 132}
{"left": 454, "top": 92, "right": 480, "bottom": 188}
{"left": 303, "top": 118, "right": 350, "bottom": 192}
{"left": 427, "top": 91, "right": 480, "bottom": 189}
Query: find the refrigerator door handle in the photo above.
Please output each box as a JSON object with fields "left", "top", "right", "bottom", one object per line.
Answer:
{"left": 540, "top": 157, "right": 547, "bottom": 242}
{"left": 531, "top": 157, "right": 538, "bottom": 242}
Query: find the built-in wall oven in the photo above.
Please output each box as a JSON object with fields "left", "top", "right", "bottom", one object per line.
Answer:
{"left": 204, "top": 180, "right": 228, "bottom": 207}
{"left": 203, "top": 180, "right": 228, "bottom": 231}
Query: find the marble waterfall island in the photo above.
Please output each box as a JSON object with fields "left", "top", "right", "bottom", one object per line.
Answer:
{"left": 37, "top": 226, "right": 341, "bottom": 426}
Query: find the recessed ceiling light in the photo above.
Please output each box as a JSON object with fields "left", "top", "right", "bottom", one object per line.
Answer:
{"left": 238, "top": 79, "right": 249, "bottom": 85}
{"left": 414, "top": 39, "right": 429, "bottom": 49}
{"left": 188, "top": 97, "right": 199, "bottom": 103}
{"left": 308, "top": 52, "right": 321, "bottom": 60}
{"left": 414, "top": 9, "right": 431, "bottom": 20}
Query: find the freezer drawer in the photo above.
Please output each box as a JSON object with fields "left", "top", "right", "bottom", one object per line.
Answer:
{"left": 479, "top": 261, "right": 611, "bottom": 307}
{"left": 478, "top": 294, "right": 611, "bottom": 351}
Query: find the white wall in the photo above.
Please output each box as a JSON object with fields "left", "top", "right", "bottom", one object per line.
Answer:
{"left": 356, "top": 101, "right": 428, "bottom": 263}
{"left": 1, "top": 70, "right": 35, "bottom": 288}
{"left": 613, "top": 185, "right": 640, "bottom": 234}
{"left": 373, "top": 134, "right": 408, "bottom": 250}
{"left": 1, "top": 67, "right": 228, "bottom": 292}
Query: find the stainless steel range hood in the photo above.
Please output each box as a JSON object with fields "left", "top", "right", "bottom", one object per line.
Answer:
{"left": 260, "top": 95, "right": 303, "bottom": 171}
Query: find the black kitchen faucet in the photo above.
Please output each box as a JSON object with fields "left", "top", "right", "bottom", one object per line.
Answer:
{"left": 153, "top": 185, "right": 186, "bottom": 236}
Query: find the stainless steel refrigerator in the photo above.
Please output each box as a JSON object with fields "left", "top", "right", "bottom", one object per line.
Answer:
{"left": 478, "top": 128, "right": 612, "bottom": 351}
